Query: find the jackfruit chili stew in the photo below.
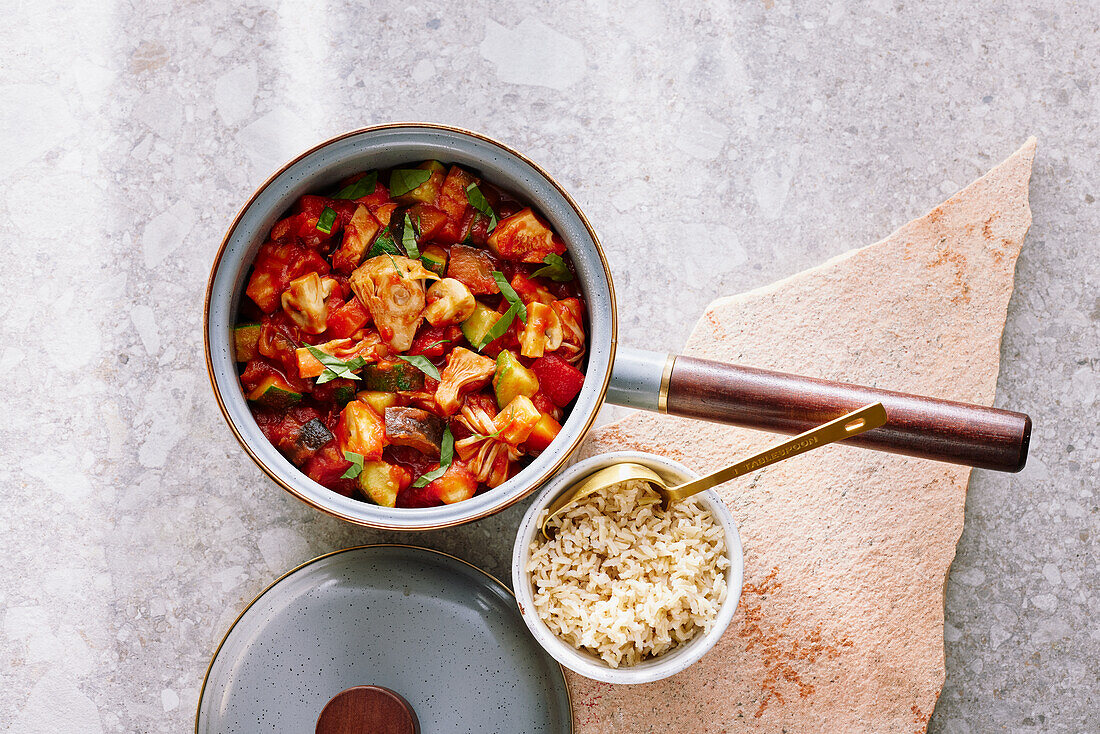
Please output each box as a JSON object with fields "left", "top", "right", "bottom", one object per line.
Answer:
{"left": 235, "top": 162, "right": 588, "bottom": 508}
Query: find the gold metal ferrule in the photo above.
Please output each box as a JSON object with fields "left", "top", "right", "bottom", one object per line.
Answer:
{"left": 657, "top": 354, "right": 676, "bottom": 413}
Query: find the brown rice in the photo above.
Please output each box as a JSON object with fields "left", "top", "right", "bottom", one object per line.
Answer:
{"left": 528, "top": 479, "right": 728, "bottom": 667}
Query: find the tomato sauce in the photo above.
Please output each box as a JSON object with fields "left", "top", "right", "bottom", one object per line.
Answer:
{"left": 235, "top": 162, "right": 588, "bottom": 508}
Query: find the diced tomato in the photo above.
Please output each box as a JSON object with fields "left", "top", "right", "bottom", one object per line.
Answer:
{"left": 372, "top": 202, "right": 399, "bottom": 228}
{"left": 418, "top": 376, "right": 440, "bottom": 398}
{"left": 311, "top": 378, "right": 357, "bottom": 406}
{"left": 531, "top": 354, "right": 585, "bottom": 407}
{"left": 355, "top": 181, "right": 392, "bottom": 210}
{"left": 509, "top": 272, "right": 555, "bottom": 305}
{"left": 325, "top": 297, "right": 371, "bottom": 338}
{"left": 331, "top": 205, "right": 381, "bottom": 274}
{"left": 478, "top": 302, "right": 522, "bottom": 358}
{"left": 408, "top": 203, "right": 449, "bottom": 241}
{"left": 245, "top": 241, "right": 330, "bottom": 313}
{"left": 428, "top": 460, "right": 479, "bottom": 504}
{"left": 430, "top": 167, "right": 478, "bottom": 244}
{"left": 268, "top": 196, "right": 352, "bottom": 249}
{"left": 397, "top": 482, "right": 441, "bottom": 508}
{"left": 531, "top": 391, "right": 558, "bottom": 417}
{"left": 522, "top": 413, "right": 562, "bottom": 454}
{"left": 257, "top": 313, "right": 302, "bottom": 375}
{"left": 463, "top": 391, "right": 498, "bottom": 419}
{"left": 254, "top": 404, "right": 324, "bottom": 463}
{"left": 386, "top": 445, "right": 437, "bottom": 479}
{"left": 294, "top": 195, "right": 328, "bottom": 218}
{"left": 397, "top": 458, "right": 478, "bottom": 507}
{"left": 269, "top": 212, "right": 310, "bottom": 242}
{"left": 493, "top": 395, "right": 541, "bottom": 445}
{"left": 335, "top": 401, "right": 386, "bottom": 460}
{"left": 487, "top": 208, "right": 566, "bottom": 263}
{"left": 328, "top": 198, "right": 360, "bottom": 230}
{"left": 303, "top": 443, "right": 357, "bottom": 497}
{"left": 432, "top": 221, "right": 460, "bottom": 244}
{"left": 466, "top": 212, "right": 491, "bottom": 246}
{"left": 240, "top": 357, "right": 295, "bottom": 394}
{"left": 409, "top": 324, "right": 464, "bottom": 358}
{"left": 446, "top": 245, "right": 499, "bottom": 295}
{"left": 436, "top": 166, "right": 475, "bottom": 224}
{"left": 270, "top": 197, "right": 325, "bottom": 242}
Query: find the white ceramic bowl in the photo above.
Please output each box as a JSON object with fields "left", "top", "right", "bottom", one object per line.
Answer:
{"left": 512, "top": 451, "right": 744, "bottom": 684}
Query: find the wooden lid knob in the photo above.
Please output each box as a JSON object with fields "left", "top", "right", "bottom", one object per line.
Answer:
{"left": 315, "top": 686, "right": 420, "bottom": 734}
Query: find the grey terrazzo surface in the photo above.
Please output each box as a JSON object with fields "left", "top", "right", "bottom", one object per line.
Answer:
{"left": 0, "top": 1, "right": 1096, "bottom": 731}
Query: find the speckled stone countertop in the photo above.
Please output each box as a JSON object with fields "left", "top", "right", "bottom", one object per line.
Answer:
{"left": 0, "top": 2, "right": 1096, "bottom": 732}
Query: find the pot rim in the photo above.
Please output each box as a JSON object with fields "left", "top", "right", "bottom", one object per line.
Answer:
{"left": 203, "top": 122, "right": 618, "bottom": 530}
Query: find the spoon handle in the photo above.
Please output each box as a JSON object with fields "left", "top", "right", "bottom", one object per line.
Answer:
{"left": 664, "top": 402, "right": 888, "bottom": 502}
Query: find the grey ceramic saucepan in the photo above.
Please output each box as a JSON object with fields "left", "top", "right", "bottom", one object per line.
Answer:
{"left": 204, "top": 124, "right": 1032, "bottom": 531}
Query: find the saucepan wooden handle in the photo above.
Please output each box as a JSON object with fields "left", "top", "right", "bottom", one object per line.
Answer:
{"left": 605, "top": 348, "right": 1031, "bottom": 472}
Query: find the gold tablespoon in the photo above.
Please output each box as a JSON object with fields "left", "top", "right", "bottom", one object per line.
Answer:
{"left": 540, "top": 402, "right": 888, "bottom": 538}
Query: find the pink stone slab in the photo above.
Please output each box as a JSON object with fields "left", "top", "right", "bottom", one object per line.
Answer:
{"left": 570, "top": 139, "right": 1036, "bottom": 733}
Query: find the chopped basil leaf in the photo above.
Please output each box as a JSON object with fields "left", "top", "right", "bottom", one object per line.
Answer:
{"left": 316, "top": 206, "right": 337, "bottom": 235}
{"left": 401, "top": 212, "right": 420, "bottom": 259}
{"left": 341, "top": 451, "right": 364, "bottom": 479}
{"left": 411, "top": 426, "right": 454, "bottom": 487}
{"left": 465, "top": 182, "right": 498, "bottom": 232}
{"left": 389, "top": 168, "right": 432, "bottom": 196}
{"left": 420, "top": 339, "right": 451, "bottom": 351}
{"left": 476, "top": 301, "right": 522, "bottom": 350}
{"left": 492, "top": 270, "right": 527, "bottom": 323}
{"left": 386, "top": 253, "right": 405, "bottom": 279}
{"left": 306, "top": 345, "right": 367, "bottom": 384}
{"left": 531, "top": 253, "right": 573, "bottom": 282}
{"left": 367, "top": 228, "right": 401, "bottom": 258}
{"left": 333, "top": 172, "right": 378, "bottom": 199}
{"left": 396, "top": 354, "right": 440, "bottom": 381}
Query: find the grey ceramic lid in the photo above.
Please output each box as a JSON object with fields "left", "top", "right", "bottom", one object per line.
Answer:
{"left": 197, "top": 545, "right": 572, "bottom": 733}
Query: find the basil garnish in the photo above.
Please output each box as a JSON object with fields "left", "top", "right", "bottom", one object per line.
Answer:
{"left": 396, "top": 354, "right": 440, "bottom": 381}
{"left": 367, "top": 228, "right": 401, "bottom": 258}
{"left": 411, "top": 426, "right": 454, "bottom": 487}
{"left": 306, "top": 345, "right": 367, "bottom": 384}
{"left": 475, "top": 301, "right": 522, "bottom": 350}
{"left": 333, "top": 172, "right": 378, "bottom": 200}
{"left": 401, "top": 212, "right": 420, "bottom": 259}
{"left": 341, "top": 451, "right": 364, "bottom": 479}
{"left": 492, "top": 270, "right": 527, "bottom": 323}
{"left": 465, "top": 182, "right": 497, "bottom": 232}
{"left": 316, "top": 206, "right": 337, "bottom": 235}
{"left": 389, "top": 169, "right": 432, "bottom": 196}
{"left": 531, "top": 253, "right": 572, "bottom": 282}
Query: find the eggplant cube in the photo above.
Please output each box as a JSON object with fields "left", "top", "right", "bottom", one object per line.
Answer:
{"left": 384, "top": 407, "right": 444, "bottom": 457}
